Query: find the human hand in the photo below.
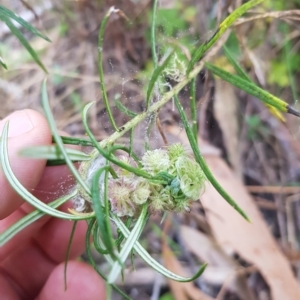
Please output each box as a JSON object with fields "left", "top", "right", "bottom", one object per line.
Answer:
{"left": 0, "top": 110, "right": 105, "bottom": 300}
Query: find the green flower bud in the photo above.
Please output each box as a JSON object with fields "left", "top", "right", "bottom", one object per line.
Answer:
{"left": 141, "top": 149, "right": 170, "bottom": 176}
{"left": 175, "top": 156, "right": 206, "bottom": 200}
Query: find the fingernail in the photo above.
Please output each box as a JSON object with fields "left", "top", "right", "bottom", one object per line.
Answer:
{"left": 0, "top": 110, "right": 34, "bottom": 138}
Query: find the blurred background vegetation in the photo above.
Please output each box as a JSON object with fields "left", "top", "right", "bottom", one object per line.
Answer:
{"left": 1, "top": 0, "right": 300, "bottom": 299}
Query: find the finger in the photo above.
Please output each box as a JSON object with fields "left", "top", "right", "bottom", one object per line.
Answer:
{"left": 0, "top": 109, "right": 52, "bottom": 219}
{"left": 36, "top": 261, "right": 105, "bottom": 300}
{"left": 0, "top": 214, "right": 88, "bottom": 300}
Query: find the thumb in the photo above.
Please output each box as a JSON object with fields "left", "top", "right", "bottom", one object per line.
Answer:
{"left": 0, "top": 109, "right": 52, "bottom": 219}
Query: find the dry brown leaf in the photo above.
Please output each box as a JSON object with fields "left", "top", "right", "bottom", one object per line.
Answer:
{"left": 213, "top": 79, "right": 242, "bottom": 179}
{"left": 200, "top": 156, "right": 300, "bottom": 300}
{"left": 166, "top": 125, "right": 300, "bottom": 300}
{"left": 180, "top": 226, "right": 255, "bottom": 300}
{"left": 162, "top": 241, "right": 214, "bottom": 300}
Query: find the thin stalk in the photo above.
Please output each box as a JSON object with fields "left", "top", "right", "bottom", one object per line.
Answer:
{"left": 190, "top": 77, "right": 198, "bottom": 140}
{"left": 151, "top": 0, "right": 159, "bottom": 68}
{"left": 98, "top": 7, "right": 120, "bottom": 132}
{"left": 64, "top": 221, "right": 78, "bottom": 290}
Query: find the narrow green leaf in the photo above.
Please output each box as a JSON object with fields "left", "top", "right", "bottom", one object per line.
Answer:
{"left": 223, "top": 45, "right": 285, "bottom": 121}
{"left": 0, "top": 55, "right": 7, "bottom": 69}
{"left": 20, "top": 145, "right": 90, "bottom": 161}
{"left": 146, "top": 51, "right": 174, "bottom": 110}
{"left": 151, "top": 0, "right": 159, "bottom": 68}
{"left": 93, "top": 224, "right": 109, "bottom": 255}
{"left": 223, "top": 45, "right": 251, "bottom": 82}
{"left": 57, "top": 136, "right": 93, "bottom": 147}
{"left": 91, "top": 166, "right": 117, "bottom": 260}
{"left": 41, "top": 80, "right": 91, "bottom": 195}
{"left": 0, "top": 5, "right": 51, "bottom": 41}
{"left": 114, "top": 94, "right": 137, "bottom": 118}
{"left": 174, "top": 94, "right": 250, "bottom": 222}
{"left": 0, "top": 193, "right": 73, "bottom": 247}
{"left": 0, "top": 128, "right": 91, "bottom": 219}
{"left": 1, "top": 15, "right": 47, "bottom": 72}
{"left": 85, "top": 220, "right": 132, "bottom": 300}
{"left": 190, "top": 77, "right": 197, "bottom": 139}
{"left": 64, "top": 221, "right": 77, "bottom": 290}
{"left": 98, "top": 7, "right": 120, "bottom": 132}
{"left": 108, "top": 205, "right": 148, "bottom": 284}
{"left": 205, "top": 62, "right": 298, "bottom": 114}
{"left": 187, "top": 0, "right": 264, "bottom": 74}
{"left": 113, "top": 214, "right": 207, "bottom": 282}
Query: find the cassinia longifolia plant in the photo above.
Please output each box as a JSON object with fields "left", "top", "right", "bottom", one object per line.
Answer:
{"left": 1, "top": 1, "right": 300, "bottom": 298}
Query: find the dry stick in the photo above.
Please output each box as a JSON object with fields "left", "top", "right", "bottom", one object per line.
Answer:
{"left": 234, "top": 10, "right": 300, "bottom": 26}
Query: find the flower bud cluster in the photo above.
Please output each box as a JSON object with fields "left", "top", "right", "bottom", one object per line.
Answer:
{"left": 108, "top": 143, "right": 206, "bottom": 217}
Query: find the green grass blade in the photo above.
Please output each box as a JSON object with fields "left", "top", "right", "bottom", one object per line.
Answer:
{"left": 146, "top": 51, "right": 174, "bottom": 110}
{"left": 187, "top": 0, "right": 265, "bottom": 74}
{"left": 19, "top": 145, "right": 91, "bottom": 161}
{"left": 112, "top": 214, "right": 207, "bottom": 282}
{"left": 0, "top": 122, "right": 91, "bottom": 219}
{"left": 0, "top": 193, "right": 73, "bottom": 246}
{"left": 41, "top": 80, "right": 91, "bottom": 195}
{"left": 108, "top": 205, "right": 148, "bottom": 284}
{"left": 205, "top": 62, "right": 300, "bottom": 116}
{"left": 98, "top": 7, "right": 119, "bottom": 132}
{"left": 0, "top": 5, "right": 51, "bottom": 41}
{"left": 174, "top": 94, "right": 250, "bottom": 222}
{"left": 1, "top": 15, "right": 47, "bottom": 72}
{"left": 114, "top": 94, "right": 137, "bottom": 118}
